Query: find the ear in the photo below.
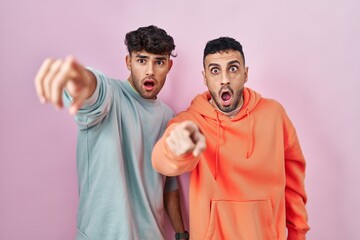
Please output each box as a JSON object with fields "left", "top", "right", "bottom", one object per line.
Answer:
{"left": 167, "top": 59, "right": 173, "bottom": 72}
{"left": 125, "top": 55, "right": 131, "bottom": 71}
{"left": 202, "top": 71, "right": 207, "bottom": 86}
{"left": 244, "top": 66, "right": 249, "bottom": 83}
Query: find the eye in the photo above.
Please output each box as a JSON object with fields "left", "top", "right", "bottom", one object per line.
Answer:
{"left": 210, "top": 68, "right": 220, "bottom": 74}
{"left": 229, "top": 66, "right": 238, "bottom": 72}
{"left": 137, "top": 59, "right": 146, "bottom": 64}
{"left": 156, "top": 61, "right": 165, "bottom": 66}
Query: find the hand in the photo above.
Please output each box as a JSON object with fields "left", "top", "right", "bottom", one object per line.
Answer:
{"left": 166, "top": 121, "right": 206, "bottom": 157}
{"left": 34, "top": 56, "right": 96, "bottom": 115}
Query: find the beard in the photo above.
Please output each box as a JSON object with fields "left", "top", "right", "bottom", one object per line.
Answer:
{"left": 130, "top": 73, "right": 161, "bottom": 99}
{"left": 210, "top": 87, "right": 244, "bottom": 113}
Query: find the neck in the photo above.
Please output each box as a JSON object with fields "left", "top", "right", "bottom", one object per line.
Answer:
{"left": 127, "top": 79, "right": 157, "bottom": 100}
{"left": 211, "top": 98, "right": 244, "bottom": 118}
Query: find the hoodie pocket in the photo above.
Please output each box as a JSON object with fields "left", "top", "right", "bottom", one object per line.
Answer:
{"left": 204, "top": 198, "right": 277, "bottom": 240}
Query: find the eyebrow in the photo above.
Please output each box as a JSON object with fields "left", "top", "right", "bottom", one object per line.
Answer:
{"left": 135, "top": 54, "right": 167, "bottom": 61}
{"left": 135, "top": 54, "right": 149, "bottom": 59}
{"left": 228, "top": 60, "right": 241, "bottom": 66}
{"left": 207, "top": 60, "right": 241, "bottom": 69}
{"left": 154, "top": 56, "right": 167, "bottom": 61}
{"left": 208, "top": 63, "right": 220, "bottom": 69}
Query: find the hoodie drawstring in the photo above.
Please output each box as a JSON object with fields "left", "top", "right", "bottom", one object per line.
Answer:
{"left": 246, "top": 109, "right": 253, "bottom": 159}
{"left": 213, "top": 108, "right": 253, "bottom": 180}
{"left": 215, "top": 111, "right": 221, "bottom": 180}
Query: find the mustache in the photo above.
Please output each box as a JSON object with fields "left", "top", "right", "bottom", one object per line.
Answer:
{"left": 143, "top": 77, "right": 157, "bottom": 82}
{"left": 219, "top": 86, "right": 234, "bottom": 95}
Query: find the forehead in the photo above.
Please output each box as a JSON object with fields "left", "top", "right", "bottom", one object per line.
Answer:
{"left": 131, "top": 50, "right": 169, "bottom": 60}
{"left": 204, "top": 50, "right": 244, "bottom": 67}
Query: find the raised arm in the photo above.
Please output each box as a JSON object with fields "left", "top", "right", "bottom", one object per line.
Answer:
{"left": 152, "top": 120, "right": 206, "bottom": 176}
{"left": 34, "top": 56, "right": 97, "bottom": 115}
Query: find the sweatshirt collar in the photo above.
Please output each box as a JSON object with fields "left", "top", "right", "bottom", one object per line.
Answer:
{"left": 209, "top": 98, "right": 243, "bottom": 119}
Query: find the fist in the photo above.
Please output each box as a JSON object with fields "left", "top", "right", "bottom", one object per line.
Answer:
{"left": 34, "top": 56, "right": 95, "bottom": 115}
{"left": 166, "top": 121, "right": 206, "bottom": 157}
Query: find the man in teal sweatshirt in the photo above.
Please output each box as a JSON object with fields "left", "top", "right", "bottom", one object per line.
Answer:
{"left": 34, "top": 25, "right": 188, "bottom": 240}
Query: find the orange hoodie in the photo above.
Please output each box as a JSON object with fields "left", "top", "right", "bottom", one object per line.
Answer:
{"left": 152, "top": 88, "right": 309, "bottom": 240}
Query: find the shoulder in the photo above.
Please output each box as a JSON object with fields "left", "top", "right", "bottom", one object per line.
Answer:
{"left": 258, "top": 97, "right": 287, "bottom": 115}
{"left": 167, "top": 110, "right": 197, "bottom": 126}
{"left": 158, "top": 101, "right": 175, "bottom": 117}
{"left": 157, "top": 99, "right": 172, "bottom": 111}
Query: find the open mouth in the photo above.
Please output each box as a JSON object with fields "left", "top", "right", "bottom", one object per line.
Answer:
{"left": 144, "top": 79, "right": 155, "bottom": 91}
{"left": 220, "top": 90, "right": 232, "bottom": 106}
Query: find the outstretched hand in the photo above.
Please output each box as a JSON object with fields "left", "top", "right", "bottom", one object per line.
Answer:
{"left": 166, "top": 121, "right": 206, "bottom": 157}
{"left": 34, "top": 56, "right": 96, "bottom": 115}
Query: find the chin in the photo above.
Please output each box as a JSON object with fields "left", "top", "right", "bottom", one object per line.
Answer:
{"left": 141, "top": 92, "right": 157, "bottom": 99}
{"left": 221, "top": 104, "right": 236, "bottom": 112}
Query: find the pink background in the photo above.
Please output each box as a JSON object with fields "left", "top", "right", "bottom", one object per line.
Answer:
{"left": 1, "top": 0, "right": 360, "bottom": 239}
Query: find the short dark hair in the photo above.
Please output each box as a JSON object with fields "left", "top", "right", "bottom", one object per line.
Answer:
{"left": 125, "top": 25, "right": 176, "bottom": 57}
{"left": 203, "top": 37, "right": 245, "bottom": 66}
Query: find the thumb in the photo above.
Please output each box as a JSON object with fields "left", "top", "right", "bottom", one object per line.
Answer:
{"left": 68, "top": 88, "right": 90, "bottom": 115}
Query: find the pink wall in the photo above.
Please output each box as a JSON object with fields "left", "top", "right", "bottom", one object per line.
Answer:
{"left": 1, "top": 0, "right": 360, "bottom": 239}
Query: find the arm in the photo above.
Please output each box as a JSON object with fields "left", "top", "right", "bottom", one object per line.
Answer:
{"left": 164, "top": 189, "right": 186, "bottom": 234}
{"left": 163, "top": 177, "right": 189, "bottom": 240}
{"left": 152, "top": 121, "right": 206, "bottom": 176}
{"left": 34, "top": 56, "right": 97, "bottom": 115}
{"left": 284, "top": 118, "right": 310, "bottom": 239}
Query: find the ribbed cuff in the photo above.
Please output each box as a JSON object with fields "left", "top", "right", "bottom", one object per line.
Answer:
{"left": 287, "top": 228, "right": 307, "bottom": 240}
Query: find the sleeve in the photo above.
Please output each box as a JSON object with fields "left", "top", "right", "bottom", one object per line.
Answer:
{"left": 283, "top": 113, "right": 310, "bottom": 239}
{"left": 63, "top": 67, "right": 113, "bottom": 130}
{"left": 164, "top": 176, "right": 179, "bottom": 192}
{"left": 152, "top": 122, "right": 201, "bottom": 176}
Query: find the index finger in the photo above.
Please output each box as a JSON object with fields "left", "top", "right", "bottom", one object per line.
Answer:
{"left": 34, "top": 58, "right": 54, "bottom": 103}
{"left": 181, "top": 121, "right": 203, "bottom": 144}
{"left": 181, "top": 121, "right": 199, "bottom": 134}
{"left": 192, "top": 133, "right": 206, "bottom": 157}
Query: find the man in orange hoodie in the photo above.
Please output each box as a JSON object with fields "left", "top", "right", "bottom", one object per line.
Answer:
{"left": 152, "top": 37, "right": 310, "bottom": 240}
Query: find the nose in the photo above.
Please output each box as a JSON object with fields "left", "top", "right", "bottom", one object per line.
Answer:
{"left": 146, "top": 62, "right": 155, "bottom": 76}
{"left": 220, "top": 73, "right": 230, "bottom": 85}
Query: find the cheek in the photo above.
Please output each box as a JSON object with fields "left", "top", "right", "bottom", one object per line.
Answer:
{"left": 157, "top": 68, "right": 170, "bottom": 78}
{"left": 205, "top": 75, "right": 221, "bottom": 86}
{"left": 206, "top": 81, "right": 219, "bottom": 92}
{"left": 209, "top": 74, "right": 221, "bottom": 81}
{"left": 231, "top": 75, "right": 246, "bottom": 85}
{"left": 131, "top": 64, "right": 143, "bottom": 72}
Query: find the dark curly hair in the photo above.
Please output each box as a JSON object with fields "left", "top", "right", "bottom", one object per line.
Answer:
{"left": 125, "top": 25, "right": 176, "bottom": 57}
{"left": 203, "top": 37, "right": 245, "bottom": 66}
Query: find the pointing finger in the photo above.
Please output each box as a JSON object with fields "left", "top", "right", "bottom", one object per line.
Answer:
{"left": 50, "top": 58, "right": 77, "bottom": 109}
{"left": 43, "top": 59, "right": 63, "bottom": 103}
{"left": 192, "top": 131, "right": 206, "bottom": 157}
{"left": 34, "top": 58, "right": 54, "bottom": 103}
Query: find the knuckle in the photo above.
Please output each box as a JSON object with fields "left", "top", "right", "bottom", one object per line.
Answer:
{"left": 52, "top": 80, "right": 62, "bottom": 92}
{"left": 61, "top": 61, "right": 72, "bottom": 72}
{"left": 167, "top": 132, "right": 175, "bottom": 141}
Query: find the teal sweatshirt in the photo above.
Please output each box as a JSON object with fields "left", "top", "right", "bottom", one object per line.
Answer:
{"left": 64, "top": 68, "right": 177, "bottom": 240}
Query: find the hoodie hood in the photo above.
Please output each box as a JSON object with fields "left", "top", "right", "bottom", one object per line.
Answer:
{"left": 187, "top": 87, "right": 262, "bottom": 179}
